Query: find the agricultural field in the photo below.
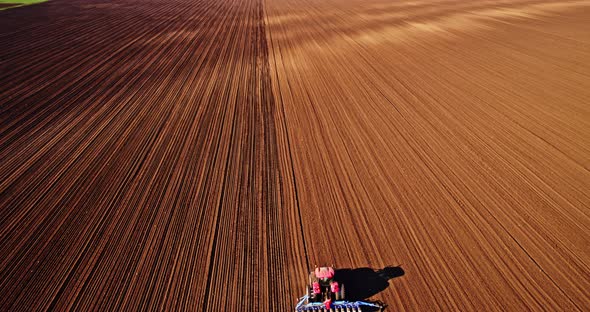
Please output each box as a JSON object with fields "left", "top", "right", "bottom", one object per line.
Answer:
{"left": 0, "top": 0, "right": 589, "bottom": 310}
{"left": 0, "top": 0, "right": 46, "bottom": 10}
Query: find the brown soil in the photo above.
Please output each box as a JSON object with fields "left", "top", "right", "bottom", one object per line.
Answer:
{"left": 0, "top": 0, "right": 588, "bottom": 310}
{"left": 0, "top": 3, "right": 20, "bottom": 8}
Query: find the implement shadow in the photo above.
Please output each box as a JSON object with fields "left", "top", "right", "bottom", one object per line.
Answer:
{"left": 335, "top": 266, "right": 404, "bottom": 302}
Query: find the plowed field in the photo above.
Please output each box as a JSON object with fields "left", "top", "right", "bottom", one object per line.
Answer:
{"left": 1, "top": 0, "right": 589, "bottom": 310}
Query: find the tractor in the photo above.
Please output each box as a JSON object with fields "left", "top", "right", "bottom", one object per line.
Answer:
{"left": 305, "top": 266, "right": 345, "bottom": 309}
{"left": 295, "top": 265, "right": 383, "bottom": 311}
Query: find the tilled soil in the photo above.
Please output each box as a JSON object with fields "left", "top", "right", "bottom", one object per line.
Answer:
{"left": 0, "top": 0, "right": 589, "bottom": 310}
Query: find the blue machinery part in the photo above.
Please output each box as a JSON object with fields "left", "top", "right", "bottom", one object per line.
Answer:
{"left": 295, "top": 295, "right": 382, "bottom": 312}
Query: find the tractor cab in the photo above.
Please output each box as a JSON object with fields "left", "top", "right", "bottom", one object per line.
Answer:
{"left": 314, "top": 266, "right": 334, "bottom": 285}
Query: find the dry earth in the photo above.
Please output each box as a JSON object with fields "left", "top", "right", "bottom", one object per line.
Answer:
{"left": 0, "top": 0, "right": 589, "bottom": 310}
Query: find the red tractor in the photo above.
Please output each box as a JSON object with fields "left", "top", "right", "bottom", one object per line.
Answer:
{"left": 305, "top": 266, "right": 345, "bottom": 309}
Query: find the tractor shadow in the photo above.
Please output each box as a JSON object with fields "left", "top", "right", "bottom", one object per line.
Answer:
{"left": 335, "top": 266, "right": 404, "bottom": 303}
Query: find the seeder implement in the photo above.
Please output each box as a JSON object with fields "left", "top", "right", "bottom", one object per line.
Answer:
{"left": 295, "top": 295, "right": 382, "bottom": 312}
